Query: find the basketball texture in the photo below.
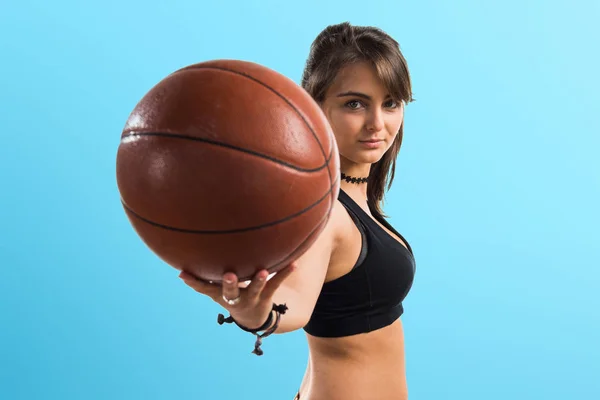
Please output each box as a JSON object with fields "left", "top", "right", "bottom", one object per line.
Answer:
{"left": 116, "top": 59, "right": 340, "bottom": 283}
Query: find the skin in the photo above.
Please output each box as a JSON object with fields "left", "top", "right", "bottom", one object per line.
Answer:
{"left": 179, "top": 61, "right": 410, "bottom": 400}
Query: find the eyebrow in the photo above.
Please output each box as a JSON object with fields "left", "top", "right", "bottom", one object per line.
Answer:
{"left": 336, "top": 91, "right": 371, "bottom": 100}
{"left": 336, "top": 91, "right": 392, "bottom": 100}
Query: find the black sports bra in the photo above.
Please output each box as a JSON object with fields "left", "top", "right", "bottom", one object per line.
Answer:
{"left": 303, "top": 189, "right": 416, "bottom": 338}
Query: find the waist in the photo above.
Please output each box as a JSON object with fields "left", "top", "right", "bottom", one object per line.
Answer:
{"left": 300, "top": 319, "right": 407, "bottom": 400}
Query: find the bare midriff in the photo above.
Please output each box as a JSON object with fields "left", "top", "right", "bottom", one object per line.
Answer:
{"left": 297, "top": 318, "right": 408, "bottom": 400}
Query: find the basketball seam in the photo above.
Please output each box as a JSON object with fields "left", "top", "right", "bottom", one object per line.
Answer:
{"left": 121, "top": 131, "right": 333, "bottom": 173}
{"left": 177, "top": 65, "right": 333, "bottom": 187}
{"left": 262, "top": 211, "right": 330, "bottom": 278}
{"left": 122, "top": 176, "right": 339, "bottom": 234}
{"left": 199, "top": 211, "right": 332, "bottom": 283}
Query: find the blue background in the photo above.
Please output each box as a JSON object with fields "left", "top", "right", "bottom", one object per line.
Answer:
{"left": 1, "top": 0, "right": 598, "bottom": 399}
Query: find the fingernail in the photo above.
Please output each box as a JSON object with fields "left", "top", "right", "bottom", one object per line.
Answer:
{"left": 224, "top": 278, "right": 233, "bottom": 284}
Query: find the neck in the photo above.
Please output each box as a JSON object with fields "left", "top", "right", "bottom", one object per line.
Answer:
{"left": 339, "top": 157, "right": 370, "bottom": 198}
{"left": 341, "top": 182, "right": 369, "bottom": 200}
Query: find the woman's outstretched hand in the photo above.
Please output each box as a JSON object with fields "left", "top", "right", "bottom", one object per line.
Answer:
{"left": 178, "top": 262, "right": 297, "bottom": 330}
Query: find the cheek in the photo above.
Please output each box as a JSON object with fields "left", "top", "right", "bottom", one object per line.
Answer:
{"left": 328, "top": 110, "right": 362, "bottom": 142}
{"left": 386, "top": 113, "right": 404, "bottom": 137}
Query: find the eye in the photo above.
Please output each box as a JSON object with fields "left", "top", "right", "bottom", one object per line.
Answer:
{"left": 384, "top": 99, "right": 400, "bottom": 109}
{"left": 345, "top": 100, "right": 364, "bottom": 110}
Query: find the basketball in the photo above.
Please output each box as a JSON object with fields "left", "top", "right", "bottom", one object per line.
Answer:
{"left": 116, "top": 59, "right": 340, "bottom": 283}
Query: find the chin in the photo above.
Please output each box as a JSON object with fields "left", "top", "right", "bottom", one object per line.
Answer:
{"left": 347, "top": 149, "right": 387, "bottom": 165}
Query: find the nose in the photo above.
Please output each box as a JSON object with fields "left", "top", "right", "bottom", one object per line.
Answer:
{"left": 366, "top": 108, "right": 384, "bottom": 132}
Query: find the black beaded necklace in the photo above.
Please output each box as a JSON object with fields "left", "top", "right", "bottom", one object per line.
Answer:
{"left": 341, "top": 172, "right": 369, "bottom": 184}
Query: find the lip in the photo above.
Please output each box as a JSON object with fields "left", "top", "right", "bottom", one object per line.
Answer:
{"left": 358, "top": 139, "right": 384, "bottom": 149}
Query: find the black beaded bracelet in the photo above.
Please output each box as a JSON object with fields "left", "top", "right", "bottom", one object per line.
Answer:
{"left": 217, "top": 303, "right": 288, "bottom": 356}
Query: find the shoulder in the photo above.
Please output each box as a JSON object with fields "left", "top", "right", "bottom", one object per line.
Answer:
{"left": 322, "top": 196, "right": 357, "bottom": 249}
{"left": 306, "top": 197, "right": 347, "bottom": 245}
{"left": 305, "top": 194, "right": 357, "bottom": 256}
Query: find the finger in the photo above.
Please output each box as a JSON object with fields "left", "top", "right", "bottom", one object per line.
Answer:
{"left": 238, "top": 280, "right": 251, "bottom": 289}
{"left": 245, "top": 269, "right": 269, "bottom": 300}
{"left": 221, "top": 272, "right": 241, "bottom": 306}
{"left": 179, "top": 271, "right": 221, "bottom": 299}
{"left": 260, "top": 262, "right": 297, "bottom": 300}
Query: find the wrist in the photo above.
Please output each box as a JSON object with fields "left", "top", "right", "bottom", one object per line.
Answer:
{"left": 235, "top": 311, "right": 275, "bottom": 333}
{"left": 217, "top": 303, "right": 289, "bottom": 356}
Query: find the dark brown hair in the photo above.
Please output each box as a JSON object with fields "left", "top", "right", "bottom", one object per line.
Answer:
{"left": 301, "top": 22, "right": 414, "bottom": 217}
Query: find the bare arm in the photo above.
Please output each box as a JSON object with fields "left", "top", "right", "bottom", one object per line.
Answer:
{"left": 270, "top": 208, "right": 339, "bottom": 333}
{"left": 179, "top": 200, "right": 342, "bottom": 334}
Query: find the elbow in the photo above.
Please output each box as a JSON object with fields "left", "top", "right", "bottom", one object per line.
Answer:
{"left": 274, "top": 313, "right": 311, "bottom": 334}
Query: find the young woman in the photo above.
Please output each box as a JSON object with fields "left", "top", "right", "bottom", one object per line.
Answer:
{"left": 179, "top": 22, "right": 416, "bottom": 400}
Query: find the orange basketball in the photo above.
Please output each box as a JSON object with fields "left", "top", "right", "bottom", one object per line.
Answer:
{"left": 116, "top": 60, "right": 340, "bottom": 283}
